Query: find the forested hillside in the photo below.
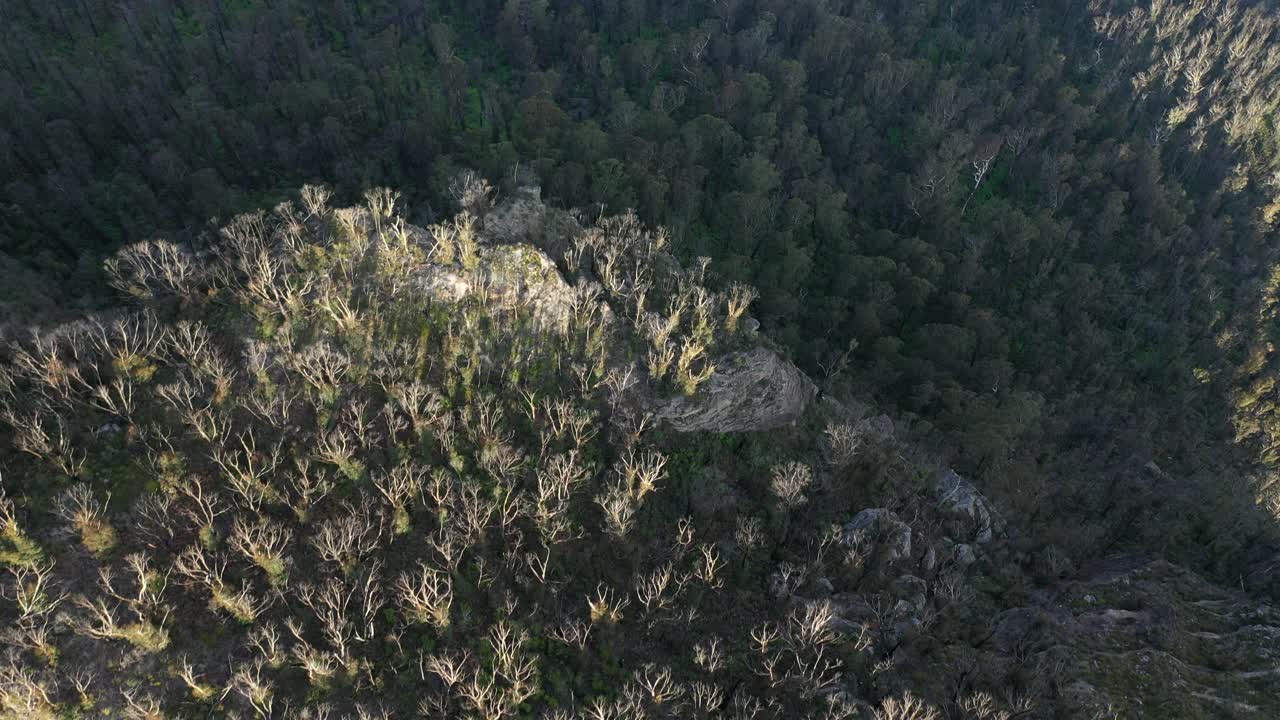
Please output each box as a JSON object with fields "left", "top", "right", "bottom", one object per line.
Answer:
{"left": 7, "top": 180, "right": 1280, "bottom": 719}
{"left": 3, "top": 0, "right": 1280, "bottom": 601}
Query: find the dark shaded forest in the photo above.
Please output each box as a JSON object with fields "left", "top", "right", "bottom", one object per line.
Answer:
{"left": 3, "top": 0, "right": 1280, "bottom": 586}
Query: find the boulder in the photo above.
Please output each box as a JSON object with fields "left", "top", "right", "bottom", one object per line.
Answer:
{"left": 842, "top": 508, "right": 912, "bottom": 566}
{"left": 647, "top": 347, "right": 817, "bottom": 433}
{"left": 920, "top": 543, "right": 940, "bottom": 576}
{"left": 934, "top": 469, "right": 1003, "bottom": 544}
{"left": 867, "top": 414, "right": 895, "bottom": 439}
{"left": 890, "top": 574, "right": 929, "bottom": 613}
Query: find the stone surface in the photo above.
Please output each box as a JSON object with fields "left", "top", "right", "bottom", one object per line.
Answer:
{"left": 843, "top": 508, "right": 913, "bottom": 566}
{"left": 647, "top": 347, "right": 817, "bottom": 433}
{"left": 934, "top": 469, "right": 1003, "bottom": 544}
{"left": 415, "top": 242, "right": 582, "bottom": 335}
{"left": 482, "top": 186, "right": 547, "bottom": 243}
{"left": 983, "top": 556, "right": 1280, "bottom": 718}
{"left": 867, "top": 414, "right": 895, "bottom": 439}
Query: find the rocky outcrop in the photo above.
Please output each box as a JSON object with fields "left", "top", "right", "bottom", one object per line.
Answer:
{"left": 933, "top": 469, "right": 1003, "bottom": 545}
{"left": 412, "top": 189, "right": 819, "bottom": 435}
{"left": 842, "top": 508, "right": 913, "bottom": 566}
{"left": 415, "top": 243, "right": 582, "bottom": 334}
{"left": 646, "top": 347, "right": 817, "bottom": 433}
{"left": 482, "top": 186, "right": 549, "bottom": 243}
{"left": 984, "top": 556, "right": 1280, "bottom": 718}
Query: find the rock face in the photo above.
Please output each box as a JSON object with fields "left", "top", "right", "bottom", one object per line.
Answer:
{"left": 647, "top": 347, "right": 817, "bottom": 433}
{"left": 415, "top": 243, "right": 581, "bottom": 334}
{"left": 842, "top": 508, "right": 913, "bottom": 566}
{"left": 933, "top": 469, "right": 1003, "bottom": 544}
{"left": 985, "top": 556, "right": 1280, "bottom": 718}
{"left": 413, "top": 189, "right": 818, "bottom": 435}
{"left": 482, "top": 186, "right": 548, "bottom": 243}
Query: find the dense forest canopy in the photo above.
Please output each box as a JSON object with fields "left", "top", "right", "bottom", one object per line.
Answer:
{"left": 3, "top": 0, "right": 1280, "bottom": 599}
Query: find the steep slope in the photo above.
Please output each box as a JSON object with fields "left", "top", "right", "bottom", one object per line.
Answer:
{"left": 0, "top": 183, "right": 890, "bottom": 719}
{"left": 4, "top": 183, "right": 1277, "bottom": 719}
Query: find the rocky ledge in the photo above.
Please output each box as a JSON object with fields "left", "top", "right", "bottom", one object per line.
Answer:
{"left": 415, "top": 189, "right": 818, "bottom": 434}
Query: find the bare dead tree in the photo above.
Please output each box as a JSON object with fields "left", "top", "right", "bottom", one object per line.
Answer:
{"left": 694, "top": 636, "right": 726, "bottom": 674}
{"left": 824, "top": 421, "right": 869, "bottom": 467}
{"left": 530, "top": 451, "right": 588, "bottom": 545}
{"left": 619, "top": 447, "right": 667, "bottom": 500}
{"left": 8, "top": 330, "right": 83, "bottom": 401}
{"left": 54, "top": 483, "right": 116, "bottom": 552}
{"left": 596, "top": 480, "right": 638, "bottom": 539}
{"left": 694, "top": 543, "right": 725, "bottom": 589}
{"left": 246, "top": 621, "right": 288, "bottom": 669}
{"left": 7, "top": 411, "right": 85, "bottom": 477}
{"left": 296, "top": 566, "right": 383, "bottom": 668}
{"left": 448, "top": 171, "right": 496, "bottom": 214}
{"left": 689, "top": 681, "right": 725, "bottom": 715}
{"left": 548, "top": 617, "right": 592, "bottom": 651}
{"left": 212, "top": 431, "right": 283, "bottom": 513}
{"left": 724, "top": 283, "right": 759, "bottom": 334}
{"left": 363, "top": 187, "right": 400, "bottom": 238}
{"left": 310, "top": 499, "right": 385, "bottom": 575}
{"left": 300, "top": 184, "right": 333, "bottom": 219}
{"left": 633, "top": 562, "right": 677, "bottom": 615}
{"left": 86, "top": 312, "right": 166, "bottom": 378}
{"left": 634, "top": 663, "right": 683, "bottom": 705}
{"left": 392, "top": 381, "right": 450, "bottom": 439}
{"left": 174, "top": 544, "right": 272, "bottom": 623}
{"left": 587, "top": 583, "right": 629, "bottom": 625}
{"left": 105, "top": 239, "right": 201, "bottom": 299}
{"left": 177, "top": 656, "right": 217, "bottom": 700}
{"left": 120, "top": 688, "right": 166, "bottom": 720}
{"left": 175, "top": 474, "right": 228, "bottom": 543}
{"left": 769, "top": 461, "right": 814, "bottom": 511}
{"left": 290, "top": 342, "right": 351, "bottom": 397}
{"left": 453, "top": 483, "right": 497, "bottom": 545}
{"left": 232, "top": 656, "right": 275, "bottom": 719}
{"left": 395, "top": 562, "right": 453, "bottom": 629}
{"left": 872, "top": 692, "right": 941, "bottom": 720}
{"left": 2, "top": 562, "right": 66, "bottom": 626}
{"left": 373, "top": 462, "right": 426, "bottom": 533}
{"left": 230, "top": 517, "right": 293, "bottom": 583}
{"left": 0, "top": 653, "right": 57, "bottom": 717}
{"left": 158, "top": 377, "right": 217, "bottom": 441}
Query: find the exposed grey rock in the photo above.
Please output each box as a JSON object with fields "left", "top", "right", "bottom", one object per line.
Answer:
{"left": 988, "top": 607, "right": 1042, "bottom": 653}
{"left": 482, "top": 186, "right": 547, "bottom": 243}
{"left": 868, "top": 414, "right": 894, "bottom": 439}
{"left": 1244, "top": 542, "right": 1280, "bottom": 600}
{"left": 94, "top": 421, "right": 127, "bottom": 437}
{"left": 842, "top": 508, "right": 912, "bottom": 566}
{"left": 954, "top": 543, "right": 977, "bottom": 567}
{"left": 891, "top": 575, "right": 928, "bottom": 613}
{"left": 920, "top": 544, "right": 939, "bottom": 576}
{"left": 415, "top": 243, "right": 586, "bottom": 335}
{"left": 980, "top": 557, "right": 1280, "bottom": 717}
{"left": 809, "top": 576, "right": 835, "bottom": 596}
{"left": 934, "top": 469, "right": 1003, "bottom": 544}
{"left": 647, "top": 347, "right": 817, "bottom": 433}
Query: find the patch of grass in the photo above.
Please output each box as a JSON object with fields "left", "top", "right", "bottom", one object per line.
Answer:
{"left": 0, "top": 522, "right": 46, "bottom": 568}
{"left": 79, "top": 519, "right": 118, "bottom": 555}
{"left": 120, "top": 622, "right": 171, "bottom": 653}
